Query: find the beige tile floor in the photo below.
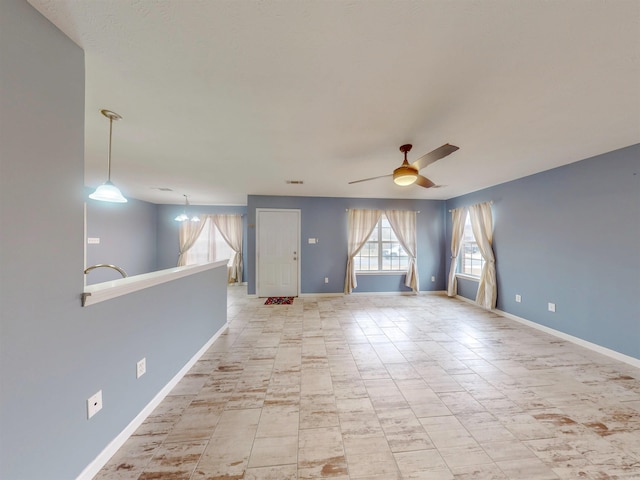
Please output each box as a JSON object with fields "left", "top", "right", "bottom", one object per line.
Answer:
{"left": 95, "top": 287, "right": 640, "bottom": 479}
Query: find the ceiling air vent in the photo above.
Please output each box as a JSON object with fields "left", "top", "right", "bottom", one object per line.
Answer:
{"left": 286, "top": 180, "right": 304, "bottom": 185}
{"left": 151, "top": 187, "right": 174, "bottom": 191}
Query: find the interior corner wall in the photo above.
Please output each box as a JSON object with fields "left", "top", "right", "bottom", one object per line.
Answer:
{"left": 0, "top": 0, "right": 86, "bottom": 477}
{"left": 1, "top": 2, "right": 229, "bottom": 479}
{"left": 155, "top": 204, "right": 248, "bottom": 279}
{"left": 246, "top": 195, "right": 446, "bottom": 295}
{"left": 445, "top": 144, "right": 640, "bottom": 360}
{"left": 85, "top": 195, "right": 159, "bottom": 284}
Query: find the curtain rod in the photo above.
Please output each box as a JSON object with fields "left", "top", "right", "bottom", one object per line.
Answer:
{"left": 345, "top": 209, "right": 420, "bottom": 213}
{"left": 448, "top": 200, "right": 493, "bottom": 212}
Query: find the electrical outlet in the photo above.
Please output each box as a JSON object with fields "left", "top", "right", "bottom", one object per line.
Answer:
{"left": 324, "top": 277, "right": 329, "bottom": 284}
{"left": 515, "top": 294, "right": 522, "bottom": 303}
{"left": 431, "top": 276, "right": 436, "bottom": 282}
{"left": 87, "top": 390, "right": 103, "bottom": 419}
{"left": 548, "top": 302, "right": 556, "bottom": 313}
{"left": 136, "top": 358, "right": 146, "bottom": 379}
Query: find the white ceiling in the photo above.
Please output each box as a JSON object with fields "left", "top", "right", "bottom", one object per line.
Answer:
{"left": 28, "top": 0, "right": 640, "bottom": 205}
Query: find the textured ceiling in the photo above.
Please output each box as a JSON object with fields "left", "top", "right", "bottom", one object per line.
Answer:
{"left": 28, "top": 0, "right": 640, "bottom": 205}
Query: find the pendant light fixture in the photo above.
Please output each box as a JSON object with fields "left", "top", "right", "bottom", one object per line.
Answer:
{"left": 89, "top": 109, "right": 127, "bottom": 203}
{"left": 175, "top": 195, "right": 200, "bottom": 222}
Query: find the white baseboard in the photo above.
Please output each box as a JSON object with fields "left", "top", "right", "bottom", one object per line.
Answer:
{"left": 453, "top": 295, "right": 639, "bottom": 368}
{"left": 351, "top": 290, "right": 417, "bottom": 296}
{"left": 494, "top": 308, "right": 640, "bottom": 369}
{"left": 300, "top": 292, "right": 344, "bottom": 298}
{"left": 76, "top": 322, "right": 229, "bottom": 480}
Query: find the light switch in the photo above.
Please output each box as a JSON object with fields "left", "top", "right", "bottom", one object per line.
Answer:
{"left": 87, "top": 237, "right": 100, "bottom": 244}
{"left": 308, "top": 238, "right": 317, "bottom": 244}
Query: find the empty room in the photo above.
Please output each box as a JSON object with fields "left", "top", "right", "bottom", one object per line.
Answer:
{"left": 1, "top": 1, "right": 639, "bottom": 479}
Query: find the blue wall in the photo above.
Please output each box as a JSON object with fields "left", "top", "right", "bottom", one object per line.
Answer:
{"left": 247, "top": 195, "right": 447, "bottom": 295}
{"left": 156, "top": 204, "right": 248, "bottom": 279}
{"left": 445, "top": 144, "right": 640, "bottom": 359}
{"left": 0, "top": 2, "right": 229, "bottom": 478}
{"left": 85, "top": 195, "right": 159, "bottom": 284}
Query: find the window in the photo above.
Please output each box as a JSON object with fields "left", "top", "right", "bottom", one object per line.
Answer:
{"left": 459, "top": 213, "right": 485, "bottom": 277}
{"left": 186, "top": 217, "right": 235, "bottom": 267}
{"left": 354, "top": 215, "right": 408, "bottom": 272}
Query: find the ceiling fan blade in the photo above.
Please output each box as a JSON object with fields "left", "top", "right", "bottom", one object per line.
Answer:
{"left": 415, "top": 175, "right": 435, "bottom": 189}
{"left": 348, "top": 173, "right": 393, "bottom": 184}
{"left": 411, "top": 143, "right": 459, "bottom": 171}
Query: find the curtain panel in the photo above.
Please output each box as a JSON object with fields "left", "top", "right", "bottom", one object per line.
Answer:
{"left": 447, "top": 207, "right": 467, "bottom": 297}
{"left": 468, "top": 202, "right": 497, "bottom": 309}
{"left": 344, "top": 209, "right": 382, "bottom": 294}
{"left": 385, "top": 209, "right": 419, "bottom": 293}
{"left": 211, "top": 214, "right": 244, "bottom": 283}
{"left": 177, "top": 220, "right": 207, "bottom": 266}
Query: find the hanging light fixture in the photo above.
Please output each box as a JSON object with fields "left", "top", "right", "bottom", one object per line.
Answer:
{"left": 175, "top": 195, "right": 200, "bottom": 222}
{"left": 393, "top": 144, "right": 418, "bottom": 186}
{"left": 89, "top": 109, "right": 127, "bottom": 203}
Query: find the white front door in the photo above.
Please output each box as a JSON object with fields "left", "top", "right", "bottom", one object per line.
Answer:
{"left": 257, "top": 209, "right": 300, "bottom": 297}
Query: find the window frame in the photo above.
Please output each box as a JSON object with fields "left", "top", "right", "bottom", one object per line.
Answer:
{"left": 456, "top": 213, "right": 485, "bottom": 280}
{"left": 354, "top": 214, "right": 409, "bottom": 274}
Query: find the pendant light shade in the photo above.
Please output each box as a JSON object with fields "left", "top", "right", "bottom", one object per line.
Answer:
{"left": 89, "top": 109, "right": 127, "bottom": 203}
{"left": 89, "top": 181, "right": 128, "bottom": 203}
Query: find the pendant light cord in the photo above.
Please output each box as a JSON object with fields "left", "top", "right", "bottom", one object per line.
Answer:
{"left": 107, "top": 116, "right": 113, "bottom": 182}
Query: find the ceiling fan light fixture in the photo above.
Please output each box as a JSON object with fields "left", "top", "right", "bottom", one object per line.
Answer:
{"left": 393, "top": 166, "right": 418, "bottom": 186}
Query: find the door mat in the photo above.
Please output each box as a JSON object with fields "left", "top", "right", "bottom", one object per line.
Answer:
{"left": 264, "top": 297, "right": 294, "bottom": 305}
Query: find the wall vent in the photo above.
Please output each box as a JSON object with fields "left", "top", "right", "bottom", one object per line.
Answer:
{"left": 286, "top": 180, "right": 304, "bottom": 185}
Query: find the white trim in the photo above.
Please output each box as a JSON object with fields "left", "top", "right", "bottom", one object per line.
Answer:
{"left": 455, "top": 294, "right": 478, "bottom": 305}
{"left": 351, "top": 290, "right": 418, "bottom": 296}
{"left": 299, "top": 292, "right": 344, "bottom": 298}
{"left": 76, "top": 323, "right": 228, "bottom": 480}
{"left": 83, "top": 261, "right": 227, "bottom": 306}
{"left": 494, "top": 308, "right": 640, "bottom": 369}
{"left": 453, "top": 295, "right": 640, "bottom": 369}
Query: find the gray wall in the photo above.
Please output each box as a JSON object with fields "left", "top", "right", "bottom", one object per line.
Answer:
{"left": 156, "top": 204, "right": 248, "bottom": 278}
{"left": 0, "top": 2, "right": 228, "bottom": 478}
{"left": 85, "top": 195, "right": 159, "bottom": 284}
{"left": 246, "top": 195, "right": 447, "bottom": 295}
{"left": 445, "top": 144, "right": 640, "bottom": 359}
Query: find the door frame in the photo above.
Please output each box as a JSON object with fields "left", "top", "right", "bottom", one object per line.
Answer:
{"left": 256, "top": 208, "right": 301, "bottom": 298}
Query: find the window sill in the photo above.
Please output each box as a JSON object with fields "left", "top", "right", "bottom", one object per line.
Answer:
{"left": 356, "top": 271, "right": 406, "bottom": 276}
{"left": 456, "top": 273, "right": 480, "bottom": 282}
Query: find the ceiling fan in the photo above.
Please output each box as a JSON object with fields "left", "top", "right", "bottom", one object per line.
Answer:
{"left": 349, "top": 143, "right": 459, "bottom": 188}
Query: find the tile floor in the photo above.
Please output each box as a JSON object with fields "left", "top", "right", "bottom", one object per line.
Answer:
{"left": 95, "top": 287, "right": 640, "bottom": 479}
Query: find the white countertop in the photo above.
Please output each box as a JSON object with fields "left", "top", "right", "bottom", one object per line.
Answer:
{"left": 82, "top": 260, "right": 228, "bottom": 306}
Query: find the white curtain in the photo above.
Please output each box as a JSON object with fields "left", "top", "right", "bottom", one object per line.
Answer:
{"left": 385, "top": 209, "right": 419, "bottom": 293}
{"left": 468, "top": 202, "right": 496, "bottom": 309}
{"left": 447, "top": 207, "right": 467, "bottom": 297}
{"left": 212, "top": 214, "right": 243, "bottom": 283}
{"left": 344, "top": 209, "right": 382, "bottom": 294}
{"left": 177, "top": 220, "right": 206, "bottom": 266}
